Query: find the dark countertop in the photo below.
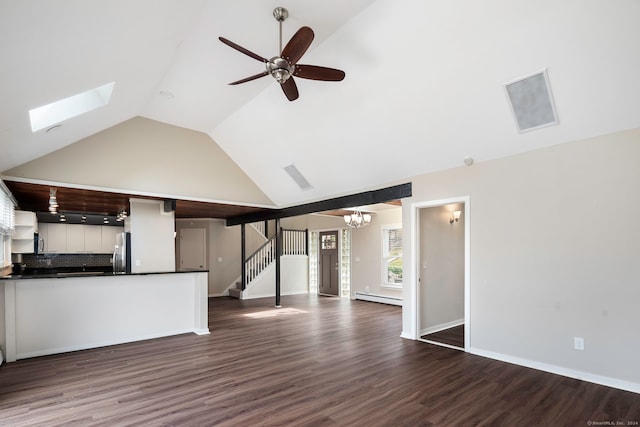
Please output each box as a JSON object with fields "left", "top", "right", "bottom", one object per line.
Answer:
{"left": 0, "top": 269, "right": 208, "bottom": 280}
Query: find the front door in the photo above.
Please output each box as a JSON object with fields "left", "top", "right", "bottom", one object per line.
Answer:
{"left": 319, "top": 231, "right": 339, "bottom": 296}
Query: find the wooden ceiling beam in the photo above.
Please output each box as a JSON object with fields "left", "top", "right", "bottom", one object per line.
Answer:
{"left": 225, "top": 183, "right": 411, "bottom": 226}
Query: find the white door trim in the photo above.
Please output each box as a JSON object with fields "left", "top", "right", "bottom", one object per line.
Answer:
{"left": 410, "top": 196, "right": 470, "bottom": 350}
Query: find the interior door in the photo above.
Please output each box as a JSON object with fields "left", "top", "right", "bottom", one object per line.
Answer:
{"left": 319, "top": 231, "right": 339, "bottom": 296}
{"left": 179, "top": 228, "right": 206, "bottom": 270}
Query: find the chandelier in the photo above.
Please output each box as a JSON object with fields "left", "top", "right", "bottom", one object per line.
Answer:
{"left": 343, "top": 209, "right": 371, "bottom": 229}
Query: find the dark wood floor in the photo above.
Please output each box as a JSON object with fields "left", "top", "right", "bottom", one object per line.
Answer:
{"left": 422, "top": 324, "right": 465, "bottom": 348}
{"left": 0, "top": 295, "right": 638, "bottom": 426}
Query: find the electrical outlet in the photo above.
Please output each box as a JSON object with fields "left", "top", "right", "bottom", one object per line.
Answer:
{"left": 574, "top": 337, "right": 585, "bottom": 351}
{"left": 135, "top": 259, "right": 141, "bottom": 267}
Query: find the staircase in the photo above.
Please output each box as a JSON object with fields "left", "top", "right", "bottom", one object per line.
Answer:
{"left": 229, "top": 236, "right": 275, "bottom": 299}
{"left": 228, "top": 227, "right": 308, "bottom": 299}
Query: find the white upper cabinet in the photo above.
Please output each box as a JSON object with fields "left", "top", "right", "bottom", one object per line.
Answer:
{"left": 66, "top": 225, "right": 85, "bottom": 252}
{"left": 11, "top": 211, "right": 38, "bottom": 253}
{"left": 101, "top": 227, "right": 120, "bottom": 254}
{"left": 45, "top": 223, "right": 68, "bottom": 253}
{"left": 84, "top": 225, "right": 103, "bottom": 253}
{"left": 37, "top": 223, "right": 123, "bottom": 254}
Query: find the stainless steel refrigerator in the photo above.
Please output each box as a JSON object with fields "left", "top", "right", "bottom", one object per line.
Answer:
{"left": 113, "top": 232, "right": 131, "bottom": 273}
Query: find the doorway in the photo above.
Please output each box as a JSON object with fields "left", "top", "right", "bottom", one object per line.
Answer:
{"left": 415, "top": 198, "right": 469, "bottom": 351}
{"left": 318, "top": 230, "right": 339, "bottom": 296}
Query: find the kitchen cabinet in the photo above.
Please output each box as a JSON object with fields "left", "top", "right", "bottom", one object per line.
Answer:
{"left": 38, "top": 223, "right": 123, "bottom": 254}
{"left": 43, "top": 223, "right": 68, "bottom": 253}
{"left": 66, "top": 224, "right": 85, "bottom": 252}
{"left": 11, "top": 211, "right": 38, "bottom": 253}
{"left": 101, "top": 226, "right": 120, "bottom": 253}
{"left": 84, "top": 226, "right": 103, "bottom": 253}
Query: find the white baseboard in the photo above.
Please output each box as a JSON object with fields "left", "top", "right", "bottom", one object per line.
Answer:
{"left": 420, "top": 318, "right": 464, "bottom": 336}
{"left": 354, "top": 292, "right": 402, "bottom": 306}
{"left": 209, "top": 292, "right": 228, "bottom": 297}
{"left": 469, "top": 347, "right": 640, "bottom": 395}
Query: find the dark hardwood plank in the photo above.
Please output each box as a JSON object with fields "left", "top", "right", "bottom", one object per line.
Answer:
{"left": 422, "top": 324, "right": 465, "bottom": 348}
{"left": 0, "top": 295, "right": 638, "bottom": 426}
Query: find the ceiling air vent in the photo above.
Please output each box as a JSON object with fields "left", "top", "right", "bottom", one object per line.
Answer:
{"left": 283, "top": 163, "right": 312, "bottom": 191}
{"left": 505, "top": 69, "right": 558, "bottom": 132}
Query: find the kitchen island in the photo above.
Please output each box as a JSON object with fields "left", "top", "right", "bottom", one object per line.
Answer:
{"left": 0, "top": 271, "right": 209, "bottom": 362}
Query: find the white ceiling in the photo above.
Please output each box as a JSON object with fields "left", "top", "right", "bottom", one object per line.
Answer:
{"left": 2, "top": 0, "right": 639, "bottom": 207}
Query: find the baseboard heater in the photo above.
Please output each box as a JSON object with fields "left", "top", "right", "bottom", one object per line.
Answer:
{"left": 354, "top": 292, "right": 402, "bottom": 306}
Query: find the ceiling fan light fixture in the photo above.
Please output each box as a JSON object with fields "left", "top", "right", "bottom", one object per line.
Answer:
{"left": 266, "top": 57, "right": 294, "bottom": 83}
{"left": 219, "top": 7, "right": 344, "bottom": 101}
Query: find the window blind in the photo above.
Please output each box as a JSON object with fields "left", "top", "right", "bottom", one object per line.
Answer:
{"left": 0, "top": 182, "right": 16, "bottom": 235}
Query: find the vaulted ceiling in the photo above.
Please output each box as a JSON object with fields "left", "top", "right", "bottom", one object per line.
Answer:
{"left": 1, "top": 0, "right": 639, "bottom": 210}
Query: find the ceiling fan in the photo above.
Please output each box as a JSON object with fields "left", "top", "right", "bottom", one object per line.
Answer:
{"left": 218, "top": 7, "right": 345, "bottom": 101}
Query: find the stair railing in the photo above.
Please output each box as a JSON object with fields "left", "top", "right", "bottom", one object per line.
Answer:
{"left": 244, "top": 237, "right": 275, "bottom": 288}
{"left": 241, "top": 228, "right": 309, "bottom": 290}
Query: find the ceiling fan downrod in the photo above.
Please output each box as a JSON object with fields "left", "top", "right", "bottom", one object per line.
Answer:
{"left": 273, "top": 7, "right": 288, "bottom": 55}
{"left": 268, "top": 7, "right": 293, "bottom": 83}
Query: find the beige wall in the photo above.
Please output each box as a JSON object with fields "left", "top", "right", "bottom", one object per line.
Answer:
{"left": 128, "top": 199, "right": 175, "bottom": 273}
{"left": 176, "top": 219, "right": 243, "bottom": 296}
{"left": 402, "top": 128, "right": 640, "bottom": 388}
{"left": 3, "top": 117, "right": 273, "bottom": 207}
{"left": 351, "top": 207, "right": 403, "bottom": 298}
{"left": 419, "top": 203, "right": 464, "bottom": 333}
{"left": 281, "top": 214, "right": 346, "bottom": 231}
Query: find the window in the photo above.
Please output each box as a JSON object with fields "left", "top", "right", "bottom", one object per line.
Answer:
{"left": 382, "top": 225, "right": 403, "bottom": 288}
{"left": 0, "top": 183, "right": 16, "bottom": 273}
{"left": 29, "top": 82, "right": 115, "bottom": 132}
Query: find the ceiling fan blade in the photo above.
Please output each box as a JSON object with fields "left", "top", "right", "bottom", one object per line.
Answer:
{"left": 281, "top": 26, "right": 314, "bottom": 65}
{"left": 294, "top": 64, "right": 345, "bottom": 81}
{"left": 228, "top": 71, "right": 269, "bottom": 85}
{"left": 219, "top": 37, "right": 267, "bottom": 63}
{"left": 281, "top": 78, "right": 299, "bottom": 101}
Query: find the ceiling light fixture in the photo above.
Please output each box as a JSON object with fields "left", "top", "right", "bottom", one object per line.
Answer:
{"left": 48, "top": 188, "right": 58, "bottom": 214}
{"left": 344, "top": 209, "right": 372, "bottom": 229}
{"left": 116, "top": 208, "right": 128, "bottom": 222}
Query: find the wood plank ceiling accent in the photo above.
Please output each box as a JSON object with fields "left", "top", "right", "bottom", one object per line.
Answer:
{"left": 3, "top": 181, "right": 274, "bottom": 220}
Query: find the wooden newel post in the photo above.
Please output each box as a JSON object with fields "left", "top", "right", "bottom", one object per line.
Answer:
{"left": 275, "top": 219, "right": 282, "bottom": 307}
{"left": 241, "top": 224, "right": 246, "bottom": 290}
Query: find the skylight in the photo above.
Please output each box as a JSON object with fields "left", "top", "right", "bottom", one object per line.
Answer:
{"left": 29, "top": 82, "right": 115, "bottom": 132}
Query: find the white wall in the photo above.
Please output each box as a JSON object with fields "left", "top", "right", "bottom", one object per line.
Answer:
{"left": 402, "top": 128, "right": 640, "bottom": 392}
{"left": 241, "top": 256, "right": 309, "bottom": 300}
{"left": 129, "top": 199, "right": 175, "bottom": 273}
{"left": 351, "top": 207, "right": 403, "bottom": 299}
